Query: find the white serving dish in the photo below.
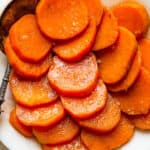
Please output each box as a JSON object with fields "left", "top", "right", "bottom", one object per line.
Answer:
{"left": 0, "top": 0, "right": 150, "bottom": 150}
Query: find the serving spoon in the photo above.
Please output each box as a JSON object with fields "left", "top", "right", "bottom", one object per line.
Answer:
{"left": 0, "top": 0, "right": 38, "bottom": 114}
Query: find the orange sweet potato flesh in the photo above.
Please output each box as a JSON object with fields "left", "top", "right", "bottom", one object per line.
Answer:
{"left": 61, "top": 79, "right": 107, "bottom": 119}
{"left": 10, "top": 71, "right": 57, "bottom": 107}
{"left": 53, "top": 19, "right": 96, "bottom": 62}
{"left": 4, "top": 37, "right": 52, "bottom": 79}
{"left": 97, "top": 27, "right": 137, "bottom": 84}
{"left": 9, "top": 14, "right": 52, "bottom": 63}
{"left": 16, "top": 101, "right": 66, "bottom": 127}
{"left": 81, "top": 131, "right": 109, "bottom": 150}
{"left": 131, "top": 112, "right": 150, "bottom": 130}
{"left": 42, "top": 136, "right": 87, "bottom": 150}
{"left": 93, "top": 8, "right": 119, "bottom": 51}
{"left": 9, "top": 108, "right": 32, "bottom": 137}
{"left": 112, "top": 67, "right": 150, "bottom": 115}
{"left": 108, "top": 50, "right": 141, "bottom": 92}
{"left": 33, "top": 116, "right": 80, "bottom": 145}
{"left": 36, "top": 0, "right": 89, "bottom": 40}
{"left": 139, "top": 38, "right": 150, "bottom": 71}
{"left": 83, "top": 0, "right": 103, "bottom": 26}
{"left": 77, "top": 95, "right": 121, "bottom": 133}
{"left": 112, "top": 1, "right": 149, "bottom": 38}
{"left": 81, "top": 115, "right": 134, "bottom": 150}
{"left": 48, "top": 53, "right": 98, "bottom": 98}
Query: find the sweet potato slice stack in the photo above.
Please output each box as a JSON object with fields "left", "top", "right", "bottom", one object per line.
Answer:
{"left": 61, "top": 79, "right": 107, "bottom": 119}
{"left": 77, "top": 95, "right": 121, "bottom": 133}
{"left": 97, "top": 27, "right": 137, "bottom": 84}
{"left": 81, "top": 115, "right": 134, "bottom": 150}
{"left": 108, "top": 50, "right": 141, "bottom": 92}
{"left": 53, "top": 19, "right": 96, "bottom": 62}
{"left": 5, "top": 0, "right": 150, "bottom": 149}
{"left": 5, "top": 37, "right": 52, "bottom": 79}
{"left": 112, "top": 67, "right": 150, "bottom": 115}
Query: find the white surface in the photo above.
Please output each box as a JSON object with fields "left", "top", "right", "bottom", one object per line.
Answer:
{"left": 0, "top": 0, "right": 150, "bottom": 150}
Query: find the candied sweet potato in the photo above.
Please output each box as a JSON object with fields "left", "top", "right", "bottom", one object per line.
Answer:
{"left": 9, "top": 14, "right": 52, "bottom": 63}
{"left": 112, "top": 1, "right": 149, "bottom": 38}
{"left": 5, "top": 37, "right": 52, "bottom": 79}
{"left": 112, "top": 67, "right": 150, "bottom": 115}
{"left": 97, "top": 27, "right": 137, "bottom": 84}
{"left": 48, "top": 53, "right": 98, "bottom": 97}
{"left": 36, "top": 0, "right": 89, "bottom": 40}
{"left": 108, "top": 50, "right": 141, "bottom": 92}
{"left": 53, "top": 19, "right": 96, "bottom": 62}
{"left": 33, "top": 116, "right": 80, "bottom": 145}
{"left": 10, "top": 71, "right": 57, "bottom": 107}
{"left": 77, "top": 95, "right": 121, "bottom": 133}
{"left": 16, "top": 101, "right": 65, "bottom": 127}
{"left": 93, "top": 8, "right": 118, "bottom": 51}
{"left": 81, "top": 115, "right": 134, "bottom": 150}
{"left": 61, "top": 79, "right": 107, "bottom": 119}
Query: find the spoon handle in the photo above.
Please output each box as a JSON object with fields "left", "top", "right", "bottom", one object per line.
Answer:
{"left": 0, "top": 63, "right": 11, "bottom": 113}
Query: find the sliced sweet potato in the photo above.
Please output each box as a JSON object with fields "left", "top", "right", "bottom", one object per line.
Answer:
{"left": 16, "top": 101, "right": 66, "bottom": 127}
{"left": 77, "top": 95, "right": 121, "bottom": 133}
{"left": 36, "top": 0, "right": 89, "bottom": 40}
{"left": 81, "top": 131, "right": 108, "bottom": 150}
{"left": 93, "top": 8, "right": 118, "bottom": 51}
{"left": 108, "top": 50, "right": 141, "bottom": 92}
{"left": 42, "top": 136, "right": 87, "bottom": 150}
{"left": 33, "top": 116, "right": 80, "bottom": 145}
{"left": 112, "top": 1, "right": 149, "bottom": 38}
{"left": 97, "top": 27, "right": 137, "bottom": 84}
{"left": 83, "top": 0, "right": 103, "bottom": 26}
{"left": 100, "top": 115, "right": 134, "bottom": 149}
{"left": 48, "top": 53, "right": 98, "bottom": 98}
{"left": 9, "top": 71, "right": 57, "bottom": 107}
{"left": 53, "top": 19, "right": 96, "bottom": 62}
{"left": 139, "top": 38, "right": 150, "bottom": 71}
{"left": 61, "top": 79, "right": 107, "bottom": 119}
{"left": 131, "top": 112, "right": 150, "bottom": 130}
{"left": 112, "top": 67, "right": 150, "bottom": 115}
{"left": 9, "top": 14, "right": 52, "bottom": 63}
{"left": 4, "top": 37, "right": 52, "bottom": 79}
{"left": 81, "top": 115, "right": 134, "bottom": 150}
{"left": 9, "top": 108, "right": 32, "bottom": 137}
